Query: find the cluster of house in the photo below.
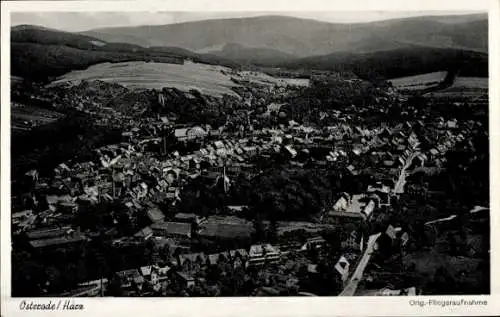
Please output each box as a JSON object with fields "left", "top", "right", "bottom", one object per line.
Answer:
{"left": 55, "top": 229, "right": 369, "bottom": 297}
{"left": 13, "top": 114, "right": 430, "bottom": 257}
{"left": 109, "top": 242, "right": 284, "bottom": 295}
{"left": 19, "top": 225, "right": 89, "bottom": 251}
{"left": 323, "top": 128, "right": 424, "bottom": 226}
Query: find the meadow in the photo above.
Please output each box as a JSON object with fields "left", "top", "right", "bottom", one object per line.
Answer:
{"left": 388, "top": 71, "right": 448, "bottom": 90}
{"left": 429, "top": 77, "right": 488, "bottom": 100}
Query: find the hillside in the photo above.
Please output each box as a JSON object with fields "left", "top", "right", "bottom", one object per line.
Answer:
{"left": 10, "top": 25, "right": 239, "bottom": 81}
{"left": 11, "top": 16, "right": 488, "bottom": 83}
{"left": 207, "top": 43, "right": 298, "bottom": 65}
{"left": 280, "top": 47, "right": 488, "bottom": 79}
{"left": 81, "top": 14, "right": 488, "bottom": 57}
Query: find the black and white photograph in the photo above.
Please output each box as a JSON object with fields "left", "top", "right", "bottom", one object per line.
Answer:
{"left": 3, "top": 1, "right": 494, "bottom": 306}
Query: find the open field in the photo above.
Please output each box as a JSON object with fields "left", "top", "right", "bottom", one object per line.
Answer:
{"left": 388, "top": 71, "right": 448, "bottom": 90}
{"left": 438, "top": 77, "right": 488, "bottom": 92}
{"left": 429, "top": 77, "right": 488, "bottom": 100}
{"left": 49, "top": 61, "right": 240, "bottom": 97}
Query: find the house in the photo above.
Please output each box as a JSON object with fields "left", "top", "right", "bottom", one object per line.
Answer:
{"left": 187, "top": 126, "right": 207, "bottom": 140}
{"left": 134, "top": 226, "right": 153, "bottom": 241}
{"left": 154, "top": 265, "right": 171, "bottom": 283}
{"left": 12, "top": 210, "right": 34, "bottom": 225}
{"left": 139, "top": 265, "right": 162, "bottom": 292}
{"left": 26, "top": 226, "right": 72, "bottom": 240}
{"left": 214, "top": 141, "right": 225, "bottom": 150}
{"left": 446, "top": 120, "right": 458, "bottom": 129}
{"left": 147, "top": 207, "right": 165, "bottom": 223}
{"left": 174, "top": 213, "right": 198, "bottom": 223}
{"left": 226, "top": 205, "right": 248, "bottom": 214}
{"left": 247, "top": 244, "right": 281, "bottom": 267}
{"left": 284, "top": 145, "right": 297, "bottom": 158}
{"left": 307, "top": 264, "right": 319, "bottom": 274}
{"left": 55, "top": 163, "right": 71, "bottom": 176}
{"left": 210, "top": 130, "right": 222, "bottom": 138}
{"left": 385, "top": 225, "right": 397, "bottom": 240}
{"left": 45, "top": 195, "right": 74, "bottom": 211}
{"left": 59, "top": 202, "right": 79, "bottom": 214}
{"left": 341, "top": 231, "right": 361, "bottom": 251}
{"left": 382, "top": 160, "right": 395, "bottom": 167}
{"left": 242, "top": 146, "right": 258, "bottom": 156}
{"left": 122, "top": 132, "right": 133, "bottom": 142}
{"left": 361, "top": 200, "right": 375, "bottom": 219}
{"left": 165, "top": 187, "right": 181, "bottom": 201}
{"left": 115, "top": 269, "right": 144, "bottom": 291}
{"left": 300, "top": 236, "right": 326, "bottom": 251}
{"left": 332, "top": 197, "right": 349, "bottom": 212}
{"left": 229, "top": 248, "right": 249, "bottom": 267}
{"left": 352, "top": 148, "right": 362, "bottom": 156}
{"left": 29, "top": 231, "right": 87, "bottom": 250}
{"left": 347, "top": 165, "right": 358, "bottom": 175}
{"left": 174, "top": 128, "right": 189, "bottom": 142}
{"left": 334, "top": 255, "right": 350, "bottom": 283}
{"left": 24, "top": 169, "right": 39, "bottom": 183}
{"left": 175, "top": 271, "right": 195, "bottom": 288}
{"left": 429, "top": 148, "right": 439, "bottom": 158}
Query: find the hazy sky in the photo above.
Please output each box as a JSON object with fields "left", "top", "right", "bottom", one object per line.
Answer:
{"left": 10, "top": 11, "right": 483, "bottom": 32}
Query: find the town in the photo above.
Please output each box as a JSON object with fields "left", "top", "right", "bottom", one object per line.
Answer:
{"left": 11, "top": 65, "right": 489, "bottom": 298}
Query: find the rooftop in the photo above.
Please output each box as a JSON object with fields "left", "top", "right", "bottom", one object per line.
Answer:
{"left": 150, "top": 222, "right": 191, "bottom": 236}
{"left": 29, "top": 233, "right": 87, "bottom": 249}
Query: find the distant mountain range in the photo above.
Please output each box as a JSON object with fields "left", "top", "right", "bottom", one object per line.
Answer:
{"left": 11, "top": 14, "right": 488, "bottom": 81}
{"left": 81, "top": 14, "right": 488, "bottom": 57}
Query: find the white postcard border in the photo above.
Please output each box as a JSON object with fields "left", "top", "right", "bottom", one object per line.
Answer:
{"left": 1, "top": 0, "right": 499, "bottom": 316}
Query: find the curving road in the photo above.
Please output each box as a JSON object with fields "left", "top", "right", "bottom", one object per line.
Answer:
{"left": 339, "top": 136, "right": 420, "bottom": 296}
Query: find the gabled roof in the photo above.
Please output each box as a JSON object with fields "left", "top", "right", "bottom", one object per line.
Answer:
{"left": 147, "top": 208, "right": 165, "bottom": 223}
{"left": 363, "top": 200, "right": 376, "bottom": 217}
{"left": 176, "top": 271, "right": 195, "bottom": 281}
{"left": 26, "top": 226, "right": 72, "bottom": 240}
{"left": 174, "top": 128, "right": 188, "bottom": 138}
{"left": 139, "top": 265, "right": 153, "bottom": 276}
{"left": 134, "top": 226, "right": 153, "bottom": 238}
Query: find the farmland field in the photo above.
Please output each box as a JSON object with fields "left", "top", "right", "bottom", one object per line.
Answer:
{"left": 429, "top": 77, "right": 488, "bottom": 100}
{"left": 439, "top": 77, "right": 488, "bottom": 91}
{"left": 49, "top": 61, "right": 240, "bottom": 97}
{"left": 388, "top": 71, "right": 448, "bottom": 90}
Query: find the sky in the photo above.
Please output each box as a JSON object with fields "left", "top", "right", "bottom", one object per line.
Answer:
{"left": 10, "top": 11, "right": 484, "bottom": 32}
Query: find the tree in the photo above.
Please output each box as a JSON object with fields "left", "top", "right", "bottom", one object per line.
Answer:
{"left": 252, "top": 214, "right": 266, "bottom": 243}
{"left": 269, "top": 217, "right": 278, "bottom": 244}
